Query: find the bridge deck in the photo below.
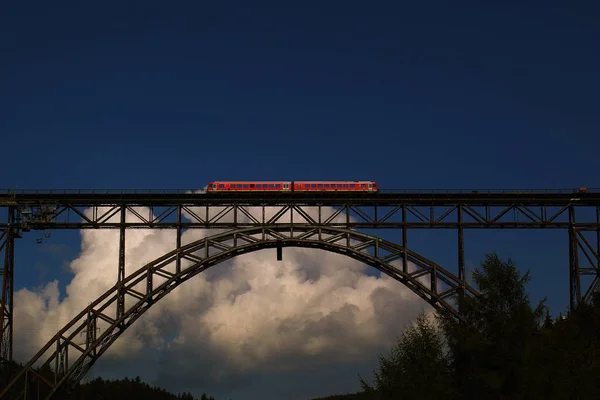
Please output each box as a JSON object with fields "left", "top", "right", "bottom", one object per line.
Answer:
{"left": 0, "top": 190, "right": 599, "bottom": 206}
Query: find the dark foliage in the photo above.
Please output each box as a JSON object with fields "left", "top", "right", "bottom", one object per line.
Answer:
{"left": 310, "top": 393, "right": 372, "bottom": 400}
{"left": 355, "top": 252, "right": 600, "bottom": 400}
{"left": 67, "top": 376, "right": 215, "bottom": 400}
{"left": 358, "top": 313, "right": 454, "bottom": 399}
{"left": 0, "top": 361, "right": 215, "bottom": 400}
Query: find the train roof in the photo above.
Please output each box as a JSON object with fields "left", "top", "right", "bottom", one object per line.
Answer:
{"left": 293, "top": 180, "right": 377, "bottom": 183}
{"left": 209, "top": 180, "right": 376, "bottom": 183}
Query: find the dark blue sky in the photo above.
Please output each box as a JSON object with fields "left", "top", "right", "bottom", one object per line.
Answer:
{"left": 2, "top": 1, "right": 599, "bottom": 189}
{"left": 2, "top": 1, "right": 600, "bottom": 399}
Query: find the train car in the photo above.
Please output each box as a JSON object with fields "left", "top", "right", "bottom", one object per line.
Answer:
{"left": 293, "top": 181, "right": 378, "bottom": 192}
{"left": 207, "top": 181, "right": 378, "bottom": 192}
{"left": 207, "top": 181, "right": 292, "bottom": 191}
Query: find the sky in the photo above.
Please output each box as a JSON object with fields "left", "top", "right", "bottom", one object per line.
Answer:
{"left": 2, "top": 1, "right": 600, "bottom": 399}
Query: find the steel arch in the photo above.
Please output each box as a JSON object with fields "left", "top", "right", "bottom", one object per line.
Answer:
{"left": 1, "top": 225, "right": 478, "bottom": 399}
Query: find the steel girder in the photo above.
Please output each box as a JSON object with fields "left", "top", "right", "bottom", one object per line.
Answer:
{"left": 0, "top": 210, "right": 14, "bottom": 389}
{"left": 0, "top": 191, "right": 598, "bottom": 394}
{"left": 568, "top": 204, "right": 600, "bottom": 309}
{"left": 0, "top": 200, "right": 599, "bottom": 230}
{"left": 0, "top": 225, "right": 477, "bottom": 399}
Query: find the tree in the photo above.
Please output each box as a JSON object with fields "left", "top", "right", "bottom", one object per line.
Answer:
{"left": 359, "top": 312, "right": 454, "bottom": 399}
{"left": 525, "top": 291, "right": 600, "bottom": 399}
{"left": 439, "top": 252, "right": 546, "bottom": 399}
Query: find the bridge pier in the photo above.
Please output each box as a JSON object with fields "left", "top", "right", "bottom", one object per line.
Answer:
{"left": 0, "top": 207, "right": 15, "bottom": 387}
{"left": 458, "top": 205, "right": 466, "bottom": 310}
{"left": 116, "top": 206, "right": 126, "bottom": 324}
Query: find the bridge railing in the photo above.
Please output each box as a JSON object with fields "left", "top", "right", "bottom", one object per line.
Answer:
{"left": 0, "top": 188, "right": 598, "bottom": 195}
{"left": 382, "top": 188, "right": 600, "bottom": 194}
{"left": 0, "top": 189, "right": 203, "bottom": 195}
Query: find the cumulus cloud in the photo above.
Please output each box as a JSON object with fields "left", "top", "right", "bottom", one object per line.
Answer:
{"left": 13, "top": 202, "right": 432, "bottom": 399}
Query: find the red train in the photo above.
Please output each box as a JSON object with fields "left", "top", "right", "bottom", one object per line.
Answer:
{"left": 206, "top": 181, "right": 378, "bottom": 192}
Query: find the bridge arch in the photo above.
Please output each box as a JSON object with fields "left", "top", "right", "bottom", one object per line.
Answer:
{"left": 2, "top": 225, "right": 478, "bottom": 399}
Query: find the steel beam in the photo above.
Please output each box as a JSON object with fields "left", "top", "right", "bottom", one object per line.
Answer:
{"left": 1, "top": 225, "right": 480, "bottom": 400}
{"left": 0, "top": 188, "right": 599, "bottom": 398}
{"left": 116, "top": 206, "right": 126, "bottom": 324}
{"left": 0, "top": 200, "right": 599, "bottom": 231}
{"left": 0, "top": 208, "right": 14, "bottom": 385}
{"left": 458, "top": 204, "right": 465, "bottom": 304}
{"left": 176, "top": 205, "right": 181, "bottom": 275}
{"left": 568, "top": 206, "right": 581, "bottom": 310}
{"left": 402, "top": 205, "right": 407, "bottom": 274}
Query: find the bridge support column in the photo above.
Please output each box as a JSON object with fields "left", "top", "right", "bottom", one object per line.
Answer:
{"left": 176, "top": 205, "right": 182, "bottom": 274}
{"left": 402, "top": 205, "right": 407, "bottom": 273}
{"left": 458, "top": 205, "right": 466, "bottom": 309}
{"left": 595, "top": 206, "right": 600, "bottom": 301}
{"left": 117, "top": 206, "right": 126, "bottom": 323}
{"left": 568, "top": 206, "right": 581, "bottom": 312}
{"left": 0, "top": 207, "right": 15, "bottom": 386}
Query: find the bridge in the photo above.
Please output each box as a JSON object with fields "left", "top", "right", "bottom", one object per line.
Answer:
{"left": 1, "top": 188, "right": 599, "bottom": 399}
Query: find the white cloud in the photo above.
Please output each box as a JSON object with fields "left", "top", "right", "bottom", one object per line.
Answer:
{"left": 13, "top": 203, "right": 432, "bottom": 399}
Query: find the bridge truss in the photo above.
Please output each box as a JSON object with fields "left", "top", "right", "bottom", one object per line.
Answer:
{"left": 0, "top": 189, "right": 599, "bottom": 398}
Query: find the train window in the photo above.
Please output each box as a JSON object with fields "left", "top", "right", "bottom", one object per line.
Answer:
{"left": 318, "top": 184, "right": 323, "bottom": 188}
{"left": 362, "top": 184, "right": 366, "bottom": 188}
{"left": 219, "top": 184, "right": 224, "bottom": 188}
{"left": 250, "top": 184, "right": 254, "bottom": 188}
{"left": 276, "top": 184, "right": 280, "bottom": 188}
{"left": 283, "top": 184, "right": 288, "bottom": 189}
{"left": 337, "top": 184, "right": 342, "bottom": 188}
{"left": 238, "top": 184, "right": 242, "bottom": 188}
{"left": 325, "top": 184, "right": 329, "bottom": 188}
{"left": 312, "top": 184, "right": 316, "bottom": 188}
{"left": 368, "top": 184, "right": 372, "bottom": 189}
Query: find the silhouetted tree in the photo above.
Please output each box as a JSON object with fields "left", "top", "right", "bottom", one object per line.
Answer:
{"left": 439, "top": 252, "right": 546, "bottom": 399}
{"left": 359, "top": 313, "right": 454, "bottom": 399}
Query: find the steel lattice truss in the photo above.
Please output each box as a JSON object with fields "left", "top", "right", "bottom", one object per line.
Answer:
{"left": 0, "top": 190, "right": 599, "bottom": 399}
{"left": 1, "top": 225, "right": 478, "bottom": 399}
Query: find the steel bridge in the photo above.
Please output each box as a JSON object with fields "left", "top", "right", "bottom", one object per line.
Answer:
{"left": 1, "top": 188, "right": 599, "bottom": 399}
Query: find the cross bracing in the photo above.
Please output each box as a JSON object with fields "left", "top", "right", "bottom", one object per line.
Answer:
{"left": 0, "top": 189, "right": 599, "bottom": 399}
